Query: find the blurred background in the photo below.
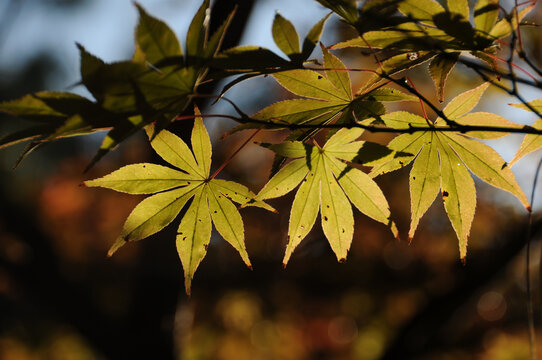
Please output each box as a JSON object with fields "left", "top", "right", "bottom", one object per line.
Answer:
{"left": 1, "top": 0, "right": 542, "bottom": 359}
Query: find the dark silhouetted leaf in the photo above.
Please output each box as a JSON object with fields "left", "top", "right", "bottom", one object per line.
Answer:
{"left": 429, "top": 52, "right": 459, "bottom": 102}
{"left": 135, "top": 3, "right": 183, "bottom": 67}
{"left": 301, "top": 13, "right": 331, "bottom": 60}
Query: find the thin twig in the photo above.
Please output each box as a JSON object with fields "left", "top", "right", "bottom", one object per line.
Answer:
{"left": 526, "top": 156, "right": 542, "bottom": 360}
{"left": 209, "top": 128, "right": 261, "bottom": 180}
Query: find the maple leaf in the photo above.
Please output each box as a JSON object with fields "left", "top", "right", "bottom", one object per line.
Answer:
{"left": 331, "top": 0, "right": 535, "bottom": 98}
{"left": 508, "top": 99, "right": 542, "bottom": 166}
{"left": 85, "top": 107, "right": 274, "bottom": 294}
{"left": 256, "top": 127, "right": 398, "bottom": 266}
{"left": 248, "top": 44, "right": 416, "bottom": 133}
{"left": 367, "top": 83, "right": 529, "bottom": 260}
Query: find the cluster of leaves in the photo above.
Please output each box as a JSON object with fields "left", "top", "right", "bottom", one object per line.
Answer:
{"left": 0, "top": 0, "right": 540, "bottom": 292}
{"left": 0, "top": 0, "right": 233, "bottom": 168}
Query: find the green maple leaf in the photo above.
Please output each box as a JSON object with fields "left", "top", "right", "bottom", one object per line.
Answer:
{"left": 248, "top": 45, "right": 415, "bottom": 135}
{"left": 85, "top": 107, "right": 274, "bottom": 294}
{"left": 508, "top": 99, "right": 542, "bottom": 166}
{"left": 256, "top": 127, "right": 398, "bottom": 266}
{"left": 331, "top": 0, "right": 535, "bottom": 98}
{"left": 367, "top": 83, "right": 529, "bottom": 260}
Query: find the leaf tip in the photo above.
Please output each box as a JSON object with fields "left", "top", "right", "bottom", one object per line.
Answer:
{"left": 526, "top": 204, "right": 532, "bottom": 213}
{"left": 107, "top": 238, "right": 127, "bottom": 257}
{"left": 460, "top": 257, "right": 467, "bottom": 266}
{"left": 248, "top": 264, "right": 253, "bottom": 271}
{"left": 389, "top": 220, "right": 399, "bottom": 240}
{"left": 338, "top": 257, "right": 346, "bottom": 264}
{"left": 282, "top": 262, "right": 288, "bottom": 269}
{"left": 79, "top": 182, "right": 88, "bottom": 188}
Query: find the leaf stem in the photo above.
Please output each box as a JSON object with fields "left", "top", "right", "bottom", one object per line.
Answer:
{"left": 209, "top": 128, "right": 261, "bottom": 180}
{"left": 406, "top": 75, "right": 430, "bottom": 126}
{"left": 484, "top": 52, "right": 538, "bottom": 82}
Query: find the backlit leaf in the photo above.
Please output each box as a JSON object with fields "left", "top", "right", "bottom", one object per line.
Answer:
{"left": 212, "top": 179, "right": 275, "bottom": 212}
{"left": 285, "top": 158, "right": 321, "bottom": 265}
{"left": 474, "top": 0, "right": 499, "bottom": 35}
{"left": 510, "top": 119, "right": 542, "bottom": 165}
{"left": 332, "top": 24, "right": 454, "bottom": 51}
{"left": 259, "top": 128, "right": 396, "bottom": 264}
{"left": 253, "top": 60, "right": 358, "bottom": 133}
{"left": 443, "top": 82, "right": 489, "bottom": 119}
{"left": 509, "top": 99, "right": 542, "bottom": 165}
{"left": 191, "top": 107, "right": 212, "bottom": 175}
{"left": 118, "top": 185, "right": 199, "bottom": 244}
{"left": 272, "top": 12, "right": 301, "bottom": 60}
{"left": 85, "top": 163, "right": 201, "bottom": 194}
{"left": 408, "top": 134, "right": 440, "bottom": 239}
{"left": 321, "top": 44, "right": 352, "bottom": 100}
{"left": 429, "top": 53, "right": 459, "bottom": 102}
{"left": 370, "top": 88, "right": 529, "bottom": 258}
{"left": 447, "top": 0, "right": 469, "bottom": 20}
{"left": 362, "top": 88, "right": 418, "bottom": 102}
{"left": 489, "top": 4, "right": 535, "bottom": 39}
{"left": 208, "top": 183, "right": 250, "bottom": 267}
{"left": 327, "top": 156, "right": 397, "bottom": 237}
{"left": 444, "top": 132, "right": 530, "bottom": 210}
{"left": 320, "top": 156, "right": 354, "bottom": 262}
{"left": 87, "top": 110, "right": 273, "bottom": 294}
{"left": 252, "top": 99, "right": 345, "bottom": 125}
{"left": 146, "top": 124, "right": 203, "bottom": 177}
{"left": 177, "top": 187, "right": 212, "bottom": 295}
{"left": 397, "top": 0, "right": 445, "bottom": 24}
{"left": 369, "top": 132, "right": 426, "bottom": 177}
{"left": 274, "top": 70, "right": 351, "bottom": 102}
{"left": 302, "top": 13, "right": 331, "bottom": 60}
{"left": 437, "top": 137, "right": 476, "bottom": 260}
{"left": 455, "top": 112, "right": 522, "bottom": 139}
{"left": 257, "top": 158, "right": 311, "bottom": 200}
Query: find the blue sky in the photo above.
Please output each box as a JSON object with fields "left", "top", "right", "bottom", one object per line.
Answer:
{"left": 0, "top": 0, "right": 331, "bottom": 88}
